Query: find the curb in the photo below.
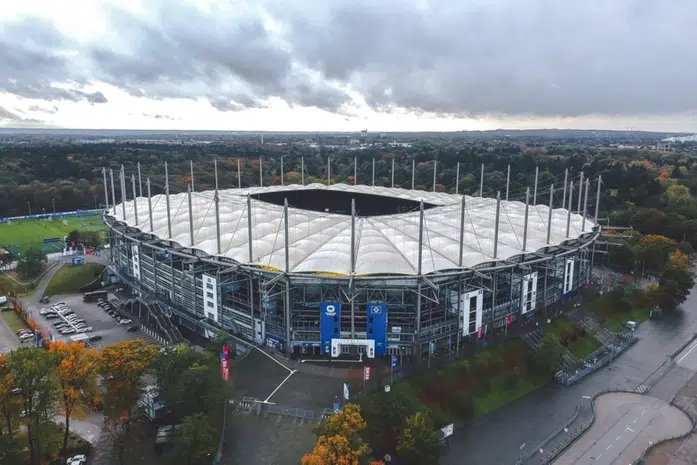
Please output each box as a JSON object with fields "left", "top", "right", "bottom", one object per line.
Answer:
{"left": 670, "top": 333, "right": 697, "bottom": 359}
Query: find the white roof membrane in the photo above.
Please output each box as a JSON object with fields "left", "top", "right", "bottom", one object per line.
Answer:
{"left": 110, "top": 184, "right": 596, "bottom": 276}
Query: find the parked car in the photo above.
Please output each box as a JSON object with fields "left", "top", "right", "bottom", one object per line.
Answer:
{"left": 60, "top": 329, "right": 76, "bottom": 335}
{"left": 88, "top": 335, "right": 102, "bottom": 342}
{"left": 66, "top": 454, "right": 87, "bottom": 465}
{"left": 16, "top": 329, "right": 31, "bottom": 336}
{"left": 39, "top": 308, "right": 53, "bottom": 315}
{"left": 45, "top": 314, "right": 59, "bottom": 319}
{"left": 0, "top": 307, "right": 12, "bottom": 312}
{"left": 118, "top": 319, "right": 132, "bottom": 325}
{"left": 77, "top": 327, "right": 93, "bottom": 333}
{"left": 40, "top": 295, "right": 50, "bottom": 304}
{"left": 127, "top": 326, "right": 140, "bottom": 333}
{"left": 19, "top": 333, "right": 34, "bottom": 342}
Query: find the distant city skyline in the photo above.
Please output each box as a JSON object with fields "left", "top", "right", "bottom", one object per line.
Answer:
{"left": 1, "top": 0, "right": 697, "bottom": 132}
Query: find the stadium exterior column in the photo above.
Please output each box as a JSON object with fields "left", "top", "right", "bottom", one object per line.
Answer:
{"left": 594, "top": 175, "right": 602, "bottom": 222}
{"left": 131, "top": 174, "right": 138, "bottom": 226}
{"left": 190, "top": 160, "right": 195, "bottom": 193}
{"left": 120, "top": 165, "right": 127, "bottom": 220}
{"left": 582, "top": 178, "right": 590, "bottom": 231}
{"left": 165, "top": 161, "right": 172, "bottom": 239}
{"left": 566, "top": 180, "right": 573, "bottom": 238}
{"left": 214, "top": 159, "right": 221, "bottom": 254}
{"left": 284, "top": 198, "right": 292, "bottom": 355}
{"left": 562, "top": 169, "right": 568, "bottom": 211}
{"left": 147, "top": 177, "right": 154, "bottom": 232}
{"left": 391, "top": 158, "right": 395, "bottom": 188}
{"left": 259, "top": 157, "right": 263, "bottom": 187}
{"left": 479, "top": 163, "right": 484, "bottom": 197}
{"left": 546, "top": 185, "right": 554, "bottom": 244}
{"left": 138, "top": 162, "right": 143, "bottom": 198}
{"left": 493, "top": 191, "right": 501, "bottom": 259}
{"left": 372, "top": 158, "right": 375, "bottom": 186}
{"left": 350, "top": 199, "right": 356, "bottom": 338}
{"left": 522, "top": 187, "right": 530, "bottom": 251}
{"left": 301, "top": 157, "right": 305, "bottom": 186}
{"left": 533, "top": 166, "right": 539, "bottom": 205}
{"left": 416, "top": 201, "right": 425, "bottom": 348}
{"left": 411, "top": 159, "right": 415, "bottom": 190}
{"left": 432, "top": 160, "right": 437, "bottom": 192}
{"left": 237, "top": 158, "right": 241, "bottom": 189}
{"left": 187, "top": 184, "right": 194, "bottom": 246}
{"left": 505, "top": 165, "right": 511, "bottom": 201}
{"left": 281, "top": 156, "right": 284, "bottom": 186}
{"left": 327, "top": 157, "right": 331, "bottom": 185}
{"left": 247, "top": 194, "right": 253, "bottom": 263}
{"left": 354, "top": 157, "right": 357, "bottom": 185}
{"left": 577, "top": 171, "right": 584, "bottom": 214}
{"left": 102, "top": 168, "right": 109, "bottom": 209}
{"left": 110, "top": 168, "right": 117, "bottom": 214}
{"left": 455, "top": 162, "right": 460, "bottom": 194}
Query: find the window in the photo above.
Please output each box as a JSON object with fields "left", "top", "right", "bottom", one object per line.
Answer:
{"left": 206, "top": 301, "right": 214, "bottom": 308}
{"left": 206, "top": 292, "right": 214, "bottom": 299}
{"left": 206, "top": 283, "right": 214, "bottom": 290}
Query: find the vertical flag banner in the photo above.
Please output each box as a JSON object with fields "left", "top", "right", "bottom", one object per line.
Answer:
{"left": 343, "top": 383, "right": 350, "bottom": 401}
{"left": 363, "top": 366, "right": 372, "bottom": 381}
{"left": 392, "top": 355, "right": 398, "bottom": 368}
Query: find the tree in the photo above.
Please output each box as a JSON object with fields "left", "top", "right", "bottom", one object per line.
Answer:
{"left": 5, "top": 348, "right": 59, "bottom": 465}
{"left": 0, "top": 354, "right": 20, "bottom": 440}
{"left": 172, "top": 413, "right": 217, "bottom": 465}
{"left": 396, "top": 412, "right": 443, "bottom": 465}
{"left": 534, "top": 334, "right": 564, "bottom": 376}
{"left": 16, "top": 248, "right": 46, "bottom": 279}
{"left": 98, "top": 340, "right": 157, "bottom": 465}
{"left": 657, "top": 251, "right": 695, "bottom": 311}
{"left": 49, "top": 342, "right": 98, "bottom": 454}
{"left": 359, "top": 384, "right": 421, "bottom": 455}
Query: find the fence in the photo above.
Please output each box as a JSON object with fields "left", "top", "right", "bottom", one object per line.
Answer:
{"left": 554, "top": 332, "right": 638, "bottom": 385}
{"left": 0, "top": 209, "right": 104, "bottom": 223}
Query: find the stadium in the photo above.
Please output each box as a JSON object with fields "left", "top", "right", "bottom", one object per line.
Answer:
{"left": 104, "top": 162, "right": 602, "bottom": 359}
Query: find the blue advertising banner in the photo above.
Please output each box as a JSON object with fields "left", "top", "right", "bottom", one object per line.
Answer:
{"left": 366, "top": 304, "right": 388, "bottom": 356}
{"left": 320, "top": 302, "right": 341, "bottom": 355}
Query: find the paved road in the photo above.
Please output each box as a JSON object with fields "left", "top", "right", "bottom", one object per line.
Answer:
{"left": 443, "top": 269, "right": 697, "bottom": 465}
{"left": 554, "top": 393, "right": 692, "bottom": 465}
{"left": 676, "top": 339, "right": 697, "bottom": 371}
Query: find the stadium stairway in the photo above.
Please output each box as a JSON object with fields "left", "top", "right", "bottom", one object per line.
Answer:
{"left": 568, "top": 306, "right": 619, "bottom": 347}
{"left": 521, "top": 327, "right": 584, "bottom": 373}
{"left": 121, "top": 297, "right": 186, "bottom": 345}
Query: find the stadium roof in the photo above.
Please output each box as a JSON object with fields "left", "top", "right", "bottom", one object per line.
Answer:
{"left": 109, "top": 183, "right": 596, "bottom": 276}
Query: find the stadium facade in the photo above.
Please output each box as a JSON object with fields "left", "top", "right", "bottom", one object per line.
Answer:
{"left": 104, "top": 161, "right": 602, "bottom": 358}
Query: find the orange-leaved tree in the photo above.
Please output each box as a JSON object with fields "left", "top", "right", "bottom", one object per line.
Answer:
{"left": 97, "top": 340, "right": 158, "bottom": 465}
{"left": 302, "top": 404, "right": 384, "bottom": 465}
{"left": 0, "top": 353, "right": 21, "bottom": 439}
{"left": 49, "top": 341, "right": 98, "bottom": 454}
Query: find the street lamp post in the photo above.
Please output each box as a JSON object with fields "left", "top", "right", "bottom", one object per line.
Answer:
{"left": 26, "top": 201, "right": 31, "bottom": 215}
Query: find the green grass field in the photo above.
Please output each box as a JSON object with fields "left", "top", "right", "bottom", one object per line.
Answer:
{"left": 1, "top": 310, "right": 29, "bottom": 332}
{"left": 44, "top": 264, "right": 105, "bottom": 296}
{"left": 0, "top": 215, "right": 106, "bottom": 254}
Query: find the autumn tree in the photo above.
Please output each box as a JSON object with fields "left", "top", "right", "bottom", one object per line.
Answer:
{"left": 360, "top": 384, "right": 421, "bottom": 456}
{"left": 49, "top": 341, "right": 98, "bottom": 454}
{"left": 0, "top": 354, "right": 21, "bottom": 440}
{"left": 172, "top": 412, "right": 218, "bottom": 465}
{"left": 396, "top": 412, "right": 443, "bottom": 465}
{"left": 5, "top": 348, "right": 59, "bottom": 465}
{"left": 98, "top": 340, "right": 157, "bottom": 465}
{"left": 657, "top": 250, "right": 695, "bottom": 311}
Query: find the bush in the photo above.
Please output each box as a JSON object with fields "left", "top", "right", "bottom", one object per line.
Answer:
{"left": 451, "top": 391, "right": 475, "bottom": 420}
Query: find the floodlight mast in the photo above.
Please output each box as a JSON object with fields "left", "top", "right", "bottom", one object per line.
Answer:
{"left": 458, "top": 194, "right": 466, "bottom": 267}
{"left": 247, "top": 194, "right": 253, "bottom": 262}
{"left": 301, "top": 157, "right": 305, "bottom": 186}
{"left": 280, "top": 156, "right": 284, "bottom": 186}
{"left": 259, "top": 157, "right": 263, "bottom": 187}
{"left": 372, "top": 158, "right": 375, "bottom": 186}
{"left": 354, "top": 156, "right": 357, "bottom": 185}
{"left": 327, "top": 157, "right": 331, "bottom": 185}
{"left": 237, "top": 158, "right": 242, "bottom": 189}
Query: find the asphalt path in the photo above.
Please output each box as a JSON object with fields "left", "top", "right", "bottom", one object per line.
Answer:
{"left": 442, "top": 269, "right": 697, "bottom": 465}
{"left": 676, "top": 338, "right": 697, "bottom": 371}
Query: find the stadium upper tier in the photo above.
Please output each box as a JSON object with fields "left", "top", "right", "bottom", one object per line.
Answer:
{"left": 108, "top": 184, "right": 595, "bottom": 276}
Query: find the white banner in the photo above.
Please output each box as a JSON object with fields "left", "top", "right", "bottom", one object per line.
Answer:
{"left": 343, "top": 383, "right": 350, "bottom": 401}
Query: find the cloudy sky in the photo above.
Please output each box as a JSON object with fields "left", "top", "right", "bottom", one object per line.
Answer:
{"left": 1, "top": 0, "right": 696, "bottom": 132}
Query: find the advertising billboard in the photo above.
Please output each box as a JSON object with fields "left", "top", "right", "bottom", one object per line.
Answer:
{"left": 320, "top": 302, "right": 341, "bottom": 355}
{"left": 366, "top": 303, "right": 388, "bottom": 356}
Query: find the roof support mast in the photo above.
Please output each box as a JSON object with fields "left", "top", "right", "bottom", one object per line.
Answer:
{"left": 546, "top": 185, "right": 554, "bottom": 244}
{"left": 147, "top": 177, "right": 154, "bottom": 232}
{"left": 594, "top": 175, "right": 602, "bottom": 222}
{"left": 577, "top": 171, "right": 584, "bottom": 214}
{"left": 493, "top": 191, "right": 501, "bottom": 258}
{"left": 164, "top": 162, "right": 172, "bottom": 239}
{"left": 137, "top": 162, "right": 143, "bottom": 198}
{"left": 327, "top": 157, "right": 331, "bottom": 185}
{"left": 391, "top": 158, "right": 395, "bottom": 188}
{"left": 505, "top": 165, "right": 511, "bottom": 201}
{"left": 533, "top": 166, "right": 539, "bottom": 205}
{"left": 411, "top": 159, "right": 415, "bottom": 190}
{"left": 187, "top": 184, "right": 194, "bottom": 246}
{"left": 247, "top": 194, "right": 253, "bottom": 262}
{"left": 354, "top": 157, "right": 357, "bottom": 185}
{"left": 455, "top": 162, "right": 460, "bottom": 195}
{"left": 458, "top": 194, "right": 466, "bottom": 267}
{"left": 479, "top": 163, "right": 484, "bottom": 197}
{"left": 582, "top": 178, "right": 590, "bottom": 231}
{"left": 214, "top": 159, "right": 221, "bottom": 254}
{"left": 283, "top": 198, "right": 291, "bottom": 356}
{"left": 131, "top": 174, "right": 138, "bottom": 226}
{"left": 562, "top": 169, "right": 568, "bottom": 211}
{"left": 301, "top": 157, "right": 305, "bottom": 186}
{"left": 280, "top": 156, "right": 284, "bottom": 186}
{"left": 237, "top": 158, "right": 241, "bottom": 189}
{"left": 416, "top": 200, "right": 424, "bottom": 341}
{"left": 372, "top": 158, "right": 375, "bottom": 186}
{"left": 432, "top": 160, "right": 437, "bottom": 192}
{"left": 566, "top": 180, "right": 573, "bottom": 238}
{"left": 350, "top": 198, "right": 356, "bottom": 338}
{"left": 259, "top": 157, "right": 263, "bottom": 187}
{"left": 120, "top": 165, "right": 127, "bottom": 220}
{"left": 109, "top": 168, "right": 116, "bottom": 216}
{"left": 523, "top": 187, "right": 530, "bottom": 250}
{"left": 190, "top": 160, "right": 195, "bottom": 193}
{"left": 102, "top": 168, "right": 109, "bottom": 209}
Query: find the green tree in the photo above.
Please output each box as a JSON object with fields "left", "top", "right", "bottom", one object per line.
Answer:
{"left": 396, "top": 411, "right": 443, "bottom": 465}
{"left": 657, "top": 251, "right": 694, "bottom": 311}
{"left": 172, "top": 413, "right": 218, "bottom": 465}
{"left": 16, "top": 248, "right": 46, "bottom": 280}
{"left": 359, "top": 384, "right": 421, "bottom": 455}
{"left": 534, "top": 334, "right": 564, "bottom": 376}
{"left": 5, "top": 348, "right": 59, "bottom": 465}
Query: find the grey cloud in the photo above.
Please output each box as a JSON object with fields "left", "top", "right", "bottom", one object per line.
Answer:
{"left": 0, "top": 106, "right": 44, "bottom": 125}
{"left": 142, "top": 113, "right": 176, "bottom": 120}
{"left": 28, "top": 105, "right": 59, "bottom": 114}
{"left": 85, "top": 91, "right": 108, "bottom": 104}
{"left": 2, "top": 0, "right": 697, "bottom": 117}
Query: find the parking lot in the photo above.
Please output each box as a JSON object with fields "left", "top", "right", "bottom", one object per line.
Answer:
{"left": 33, "top": 294, "right": 161, "bottom": 349}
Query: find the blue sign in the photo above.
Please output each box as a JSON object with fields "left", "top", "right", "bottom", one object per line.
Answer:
{"left": 72, "top": 257, "right": 84, "bottom": 265}
{"left": 34, "top": 331, "right": 40, "bottom": 347}
{"left": 392, "top": 355, "right": 398, "bottom": 368}
{"left": 366, "top": 304, "right": 387, "bottom": 356}
{"left": 320, "top": 302, "right": 341, "bottom": 355}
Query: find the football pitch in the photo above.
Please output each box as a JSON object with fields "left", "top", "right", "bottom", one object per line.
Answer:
{"left": 0, "top": 215, "right": 106, "bottom": 253}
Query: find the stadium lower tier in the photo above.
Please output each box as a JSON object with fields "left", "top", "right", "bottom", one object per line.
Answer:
{"left": 108, "top": 231, "right": 595, "bottom": 358}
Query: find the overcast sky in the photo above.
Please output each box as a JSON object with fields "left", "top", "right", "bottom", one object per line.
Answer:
{"left": 1, "top": 0, "right": 696, "bottom": 132}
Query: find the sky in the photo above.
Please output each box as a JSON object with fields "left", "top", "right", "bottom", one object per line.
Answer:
{"left": 1, "top": 0, "right": 696, "bottom": 133}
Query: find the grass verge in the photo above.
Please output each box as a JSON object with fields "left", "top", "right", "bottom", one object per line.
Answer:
{"left": 585, "top": 291, "right": 652, "bottom": 332}
{"left": 44, "top": 264, "right": 105, "bottom": 296}
{"left": 1, "top": 309, "right": 29, "bottom": 332}
{"left": 545, "top": 318, "right": 601, "bottom": 359}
